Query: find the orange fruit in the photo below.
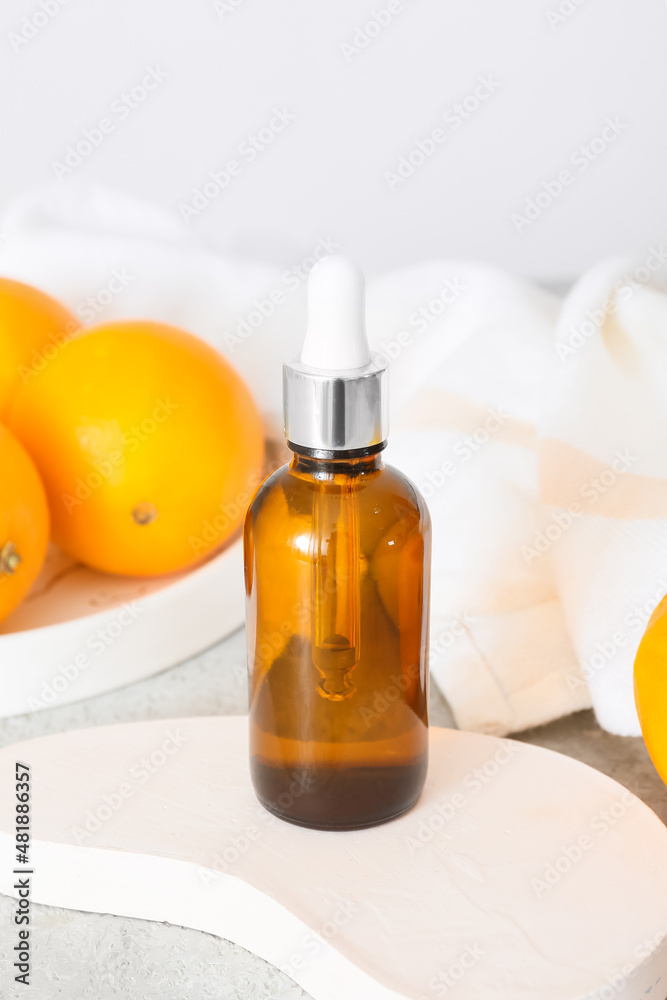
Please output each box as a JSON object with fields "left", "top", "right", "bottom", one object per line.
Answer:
{"left": 0, "top": 423, "right": 49, "bottom": 624}
{"left": 7, "top": 320, "right": 264, "bottom": 577}
{"left": 634, "top": 594, "right": 667, "bottom": 784}
{"left": 0, "top": 277, "right": 80, "bottom": 418}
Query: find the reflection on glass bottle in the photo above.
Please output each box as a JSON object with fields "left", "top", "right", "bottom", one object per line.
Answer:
{"left": 245, "top": 451, "right": 430, "bottom": 830}
{"left": 244, "top": 255, "right": 431, "bottom": 830}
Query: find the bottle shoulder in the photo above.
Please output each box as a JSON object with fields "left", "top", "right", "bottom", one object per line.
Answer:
{"left": 381, "top": 463, "right": 431, "bottom": 526}
{"left": 251, "top": 462, "right": 291, "bottom": 502}
{"left": 246, "top": 459, "right": 430, "bottom": 535}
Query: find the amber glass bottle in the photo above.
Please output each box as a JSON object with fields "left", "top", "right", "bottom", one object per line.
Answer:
{"left": 244, "top": 255, "right": 431, "bottom": 830}
{"left": 245, "top": 447, "right": 430, "bottom": 829}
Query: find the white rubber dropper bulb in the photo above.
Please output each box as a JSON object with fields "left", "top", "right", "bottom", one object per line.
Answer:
{"left": 300, "top": 255, "right": 372, "bottom": 371}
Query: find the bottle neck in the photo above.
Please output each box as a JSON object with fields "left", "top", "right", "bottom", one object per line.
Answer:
{"left": 290, "top": 447, "right": 384, "bottom": 480}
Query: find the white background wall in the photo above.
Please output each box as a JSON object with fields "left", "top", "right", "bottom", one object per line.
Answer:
{"left": 0, "top": 0, "right": 665, "bottom": 282}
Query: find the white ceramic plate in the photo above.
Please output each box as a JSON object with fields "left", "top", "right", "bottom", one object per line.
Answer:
{"left": 0, "top": 540, "right": 245, "bottom": 718}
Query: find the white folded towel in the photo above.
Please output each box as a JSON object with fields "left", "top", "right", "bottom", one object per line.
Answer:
{"left": 2, "top": 181, "right": 666, "bottom": 737}
{"left": 538, "top": 256, "right": 667, "bottom": 736}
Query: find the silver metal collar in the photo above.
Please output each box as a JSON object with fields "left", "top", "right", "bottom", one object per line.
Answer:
{"left": 283, "top": 353, "right": 389, "bottom": 453}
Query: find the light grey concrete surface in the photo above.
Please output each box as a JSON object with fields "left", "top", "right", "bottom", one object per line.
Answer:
{"left": 0, "top": 627, "right": 663, "bottom": 999}
{"left": 0, "top": 894, "right": 308, "bottom": 1000}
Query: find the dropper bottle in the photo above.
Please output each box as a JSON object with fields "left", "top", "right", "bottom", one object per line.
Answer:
{"left": 244, "top": 255, "right": 431, "bottom": 830}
